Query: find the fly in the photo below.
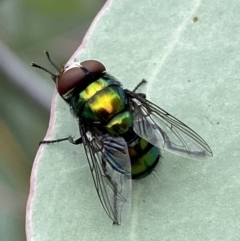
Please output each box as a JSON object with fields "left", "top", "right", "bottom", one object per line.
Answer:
{"left": 32, "top": 51, "right": 213, "bottom": 225}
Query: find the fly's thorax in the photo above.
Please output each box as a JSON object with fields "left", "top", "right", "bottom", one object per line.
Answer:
{"left": 127, "top": 136, "right": 160, "bottom": 179}
{"left": 70, "top": 77, "right": 108, "bottom": 118}
{"left": 68, "top": 73, "right": 133, "bottom": 135}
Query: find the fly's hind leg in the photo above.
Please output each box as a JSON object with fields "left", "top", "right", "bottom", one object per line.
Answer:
{"left": 40, "top": 136, "right": 82, "bottom": 145}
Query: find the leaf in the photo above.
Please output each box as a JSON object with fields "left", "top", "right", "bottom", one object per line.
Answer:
{"left": 26, "top": 0, "right": 239, "bottom": 240}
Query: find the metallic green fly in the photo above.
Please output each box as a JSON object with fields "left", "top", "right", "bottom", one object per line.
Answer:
{"left": 32, "top": 52, "right": 212, "bottom": 225}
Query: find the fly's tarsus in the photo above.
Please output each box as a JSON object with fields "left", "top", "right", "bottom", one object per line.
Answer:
{"left": 39, "top": 136, "right": 82, "bottom": 145}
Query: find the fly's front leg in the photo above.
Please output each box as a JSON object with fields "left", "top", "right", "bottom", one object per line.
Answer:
{"left": 40, "top": 136, "right": 82, "bottom": 145}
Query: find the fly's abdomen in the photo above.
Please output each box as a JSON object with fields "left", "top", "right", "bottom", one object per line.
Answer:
{"left": 128, "top": 137, "right": 160, "bottom": 179}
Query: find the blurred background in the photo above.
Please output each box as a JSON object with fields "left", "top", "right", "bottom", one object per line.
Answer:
{"left": 0, "top": 0, "right": 105, "bottom": 240}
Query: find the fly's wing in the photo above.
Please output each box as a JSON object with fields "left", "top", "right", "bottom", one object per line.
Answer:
{"left": 126, "top": 90, "right": 213, "bottom": 160}
{"left": 79, "top": 122, "right": 131, "bottom": 225}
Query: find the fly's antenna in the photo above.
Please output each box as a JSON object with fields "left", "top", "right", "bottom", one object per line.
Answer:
{"left": 44, "top": 51, "right": 59, "bottom": 72}
{"left": 31, "top": 51, "right": 59, "bottom": 81}
{"left": 31, "top": 62, "right": 58, "bottom": 78}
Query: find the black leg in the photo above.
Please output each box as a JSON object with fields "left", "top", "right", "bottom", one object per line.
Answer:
{"left": 39, "top": 136, "right": 82, "bottom": 145}
{"left": 132, "top": 79, "right": 147, "bottom": 93}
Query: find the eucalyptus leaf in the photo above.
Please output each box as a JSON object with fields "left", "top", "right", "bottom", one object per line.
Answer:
{"left": 26, "top": 0, "right": 240, "bottom": 240}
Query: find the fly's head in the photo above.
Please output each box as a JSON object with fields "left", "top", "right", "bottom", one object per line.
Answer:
{"left": 31, "top": 51, "right": 106, "bottom": 102}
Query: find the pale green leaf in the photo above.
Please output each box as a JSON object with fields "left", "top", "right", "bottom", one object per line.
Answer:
{"left": 27, "top": 0, "right": 240, "bottom": 240}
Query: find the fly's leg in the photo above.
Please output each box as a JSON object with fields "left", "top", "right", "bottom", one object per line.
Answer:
{"left": 40, "top": 136, "right": 82, "bottom": 145}
{"left": 132, "top": 79, "right": 147, "bottom": 93}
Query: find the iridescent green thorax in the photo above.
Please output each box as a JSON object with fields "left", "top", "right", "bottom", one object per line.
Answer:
{"left": 69, "top": 73, "right": 133, "bottom": 135}
{"left": 128, "top": 137, "right": 160, "bottom": 179}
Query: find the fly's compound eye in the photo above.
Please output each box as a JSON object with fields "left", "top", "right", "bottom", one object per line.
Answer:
{"left": 31, "top": 52, "right": 106, "bottom": 100}
{"left": 57, "top": 60, "right": 106, "bottom": 99}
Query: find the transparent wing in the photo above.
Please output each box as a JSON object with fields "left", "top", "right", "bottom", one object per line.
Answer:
{"left": 79, "top": 122, "right": 132, "bottom": 225}
{"left": 126, "top": 90, "right": 213, "bottom": 160}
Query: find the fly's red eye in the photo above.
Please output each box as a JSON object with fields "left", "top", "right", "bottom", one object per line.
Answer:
{"left": 57, "top": 67, "right": 84, "bottom": 95}
{"left": 57, "top": 60, "right": 106, "bottom": 96}
{"left": 80, "top": 60, "right": 106, "bottom": 74}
